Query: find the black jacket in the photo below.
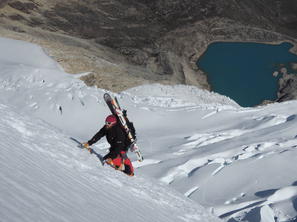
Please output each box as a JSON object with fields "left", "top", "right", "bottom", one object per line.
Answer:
{"left": 88, "top": 123, "right": 127, "bottom": 157}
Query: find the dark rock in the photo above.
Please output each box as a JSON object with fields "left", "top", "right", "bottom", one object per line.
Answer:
{"left": 277, "top": 75, "right": 297, "bottom": 102}
{"left": 0, "top": 0, "right": 11, "bottom": 8}
{"left": 10, "top": 26, "right": 26, "bottom": 33}
{"left": 8, "top": 1, "right": 38, "bottom": 14}
{"left": 8, "top": 14, "right": 26, "bottom": 21}
{"left": 28, "top": 17, "right": 44, "bottom": 27}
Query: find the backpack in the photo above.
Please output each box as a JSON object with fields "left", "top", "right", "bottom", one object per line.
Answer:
{"left": 127, "top": 120, "right": 136, "bottom": 140}
{"left": 121, "top": 110, "right": 137, "bottom": 150}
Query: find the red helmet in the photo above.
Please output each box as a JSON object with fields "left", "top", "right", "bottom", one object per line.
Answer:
{"left": 105, "top": 115, "right": 117, "bottom": 125}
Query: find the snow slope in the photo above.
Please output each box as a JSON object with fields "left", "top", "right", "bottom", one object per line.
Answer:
{"left": 0, "top": 103, "right": 216, "bottom": 222}
{"left": 0, "top": 37, "right": 219, "bottom": 222}
{"left": 0, "top": 37, "right": 297, "bottom": 222}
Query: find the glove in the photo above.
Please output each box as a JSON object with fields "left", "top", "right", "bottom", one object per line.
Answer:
{"left": 83, "top": 143, "right": 92, "bottom": 153}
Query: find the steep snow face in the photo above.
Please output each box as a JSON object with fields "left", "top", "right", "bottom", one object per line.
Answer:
{"left": 0, "top": 37, "right": 297, "bottom": 222}
{"left": 0, "top": 37, "right": 219, "bottom": 222}
{"left": 0, "top": 103, "right": 219, "bottom": 222}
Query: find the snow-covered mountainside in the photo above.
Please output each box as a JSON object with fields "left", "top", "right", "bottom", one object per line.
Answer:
{"left": 0, "top": 37, "right": 296, "bottom": 222}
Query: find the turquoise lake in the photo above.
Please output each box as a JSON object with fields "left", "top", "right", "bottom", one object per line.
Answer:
{"left": 197, "top": 42, "right": 297, "bottom": 107}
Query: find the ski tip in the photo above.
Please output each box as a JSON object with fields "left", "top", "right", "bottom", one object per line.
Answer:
{"left": 103, "top": 92, "right": 111, "bottom": 98}
{"left": 104, "top": 93, "right": 113, "bottom": 102}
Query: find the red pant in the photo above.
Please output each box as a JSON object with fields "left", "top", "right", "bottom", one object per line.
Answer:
{"left": 112, "top": 151, "right": 134, "bottom": 176}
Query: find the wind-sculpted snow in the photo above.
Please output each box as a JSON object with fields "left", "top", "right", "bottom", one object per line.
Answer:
{"left": 1, "top": 37, "right": 297, "bottom": 222}
{"left": 140, "top": 104, "right": 297, "bottom": 221}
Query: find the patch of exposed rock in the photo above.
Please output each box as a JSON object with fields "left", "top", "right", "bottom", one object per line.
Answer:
{"left": 277, "top": 68, "right": 297, "bottom": 102}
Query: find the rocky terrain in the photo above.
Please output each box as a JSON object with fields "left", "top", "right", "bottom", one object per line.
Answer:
{"left": 0, "top": 0, "right": 297, "bottom": 102}
{"left": 277, "top": 66, "right": 297, "bottom": 102}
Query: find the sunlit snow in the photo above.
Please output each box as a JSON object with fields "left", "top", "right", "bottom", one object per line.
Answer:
{"left": 0, "top": 37, "right": 296, "bottom": 222}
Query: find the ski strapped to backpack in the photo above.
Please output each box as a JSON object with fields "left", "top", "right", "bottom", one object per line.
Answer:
{"left": 104, "top": 93, "right": 143, "bottom": 162}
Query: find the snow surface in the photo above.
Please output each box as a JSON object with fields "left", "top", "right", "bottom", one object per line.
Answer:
{"left": 0, "top": 37, "right": 297, "bottom": 222}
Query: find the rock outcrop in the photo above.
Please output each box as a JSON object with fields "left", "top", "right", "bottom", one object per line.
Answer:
{"left": 277, "top": 72, "right": 297, "bottom": 102}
